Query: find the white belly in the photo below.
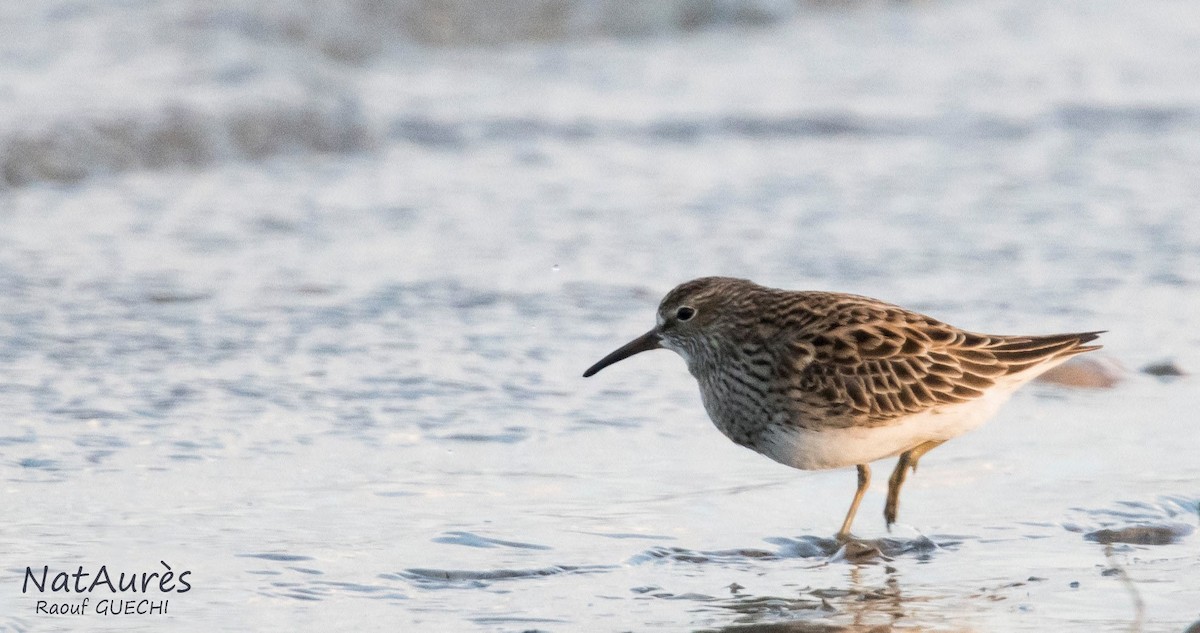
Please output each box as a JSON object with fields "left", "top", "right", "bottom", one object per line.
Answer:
{"left": 755, "top": 384, "right": 1020, "bottom": 470}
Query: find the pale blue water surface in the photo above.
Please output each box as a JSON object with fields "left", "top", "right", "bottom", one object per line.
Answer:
{"left": 0, "top": 1, "right": 1198, "bottom": 631}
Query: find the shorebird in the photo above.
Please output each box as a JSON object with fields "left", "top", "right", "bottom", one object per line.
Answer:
{"left": 583, "top": 277, "right": 1101, "bottom": 538}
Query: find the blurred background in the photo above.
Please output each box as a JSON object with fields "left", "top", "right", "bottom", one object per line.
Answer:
{"left": 1, "top": 1, "right": 1198, "bottom": 631}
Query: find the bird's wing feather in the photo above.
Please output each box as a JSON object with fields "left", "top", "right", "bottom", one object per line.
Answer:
{"left": 778, "top": 295, "right": 1101, "bottom": 421}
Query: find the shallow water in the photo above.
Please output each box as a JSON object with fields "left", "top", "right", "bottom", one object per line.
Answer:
{"left": 1, "top": 1, "right": 1200, "bottom": 631}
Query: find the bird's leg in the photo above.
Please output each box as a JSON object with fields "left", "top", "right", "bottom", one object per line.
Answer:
{"left": 837, "top": 464, "right": 871, "bottom": 540}
{"left": 884, "top": 440, "right": 946, "bottom": 529}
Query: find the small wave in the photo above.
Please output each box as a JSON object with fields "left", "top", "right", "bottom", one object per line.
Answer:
{"left": 385, "top": 113, "right": 895, "bottom": 148}
{"left": 630, "top": 545, "right": 781, "bottom": 565}
{"left": 239, "top": 552, "right": 316, "bottom": 562}
{"left": 1057, "top": 104, "right": 1199, "bottom": 133}
{"left": 431, "top": 531, "right": 552, "bottom": 550}
{"left": 0, "top": 96, "right": 373, "bottom": 188}
{"left": 217, "top": 0, "right": 801, "bottom": 50}
{"left": 384, "top": 106, "right": 1200, "bottom": 148}
{"left": 7, "top": 94, "right": 1198, "bottom": 188}
{"left": 395, "top": 564, "right": 613, "bottom": 588}
{"left": 631, "top": 534, "right": 955, "bottom": 566}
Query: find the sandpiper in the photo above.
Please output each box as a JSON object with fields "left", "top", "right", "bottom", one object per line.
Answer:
{"left": 583, "top": 277, "right": 1101, "bottom": 538}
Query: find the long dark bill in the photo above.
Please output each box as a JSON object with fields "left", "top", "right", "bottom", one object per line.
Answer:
{"left": 582, "top": 330, "right": 661, "bottom": 377}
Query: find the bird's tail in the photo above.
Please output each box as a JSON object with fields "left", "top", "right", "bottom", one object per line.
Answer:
{"left": 988, "top": 331, "right": 1104, "bottom": 375}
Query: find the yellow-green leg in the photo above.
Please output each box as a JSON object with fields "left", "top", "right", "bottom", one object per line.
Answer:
{"left": 884, "top": 440, "right": 946, "bottom": 529}
{"left": 837, "top": 464, "right": 871, "bottom": 540}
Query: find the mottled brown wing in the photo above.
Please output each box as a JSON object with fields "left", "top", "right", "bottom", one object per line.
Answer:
{"left": 784, "top": 297, "right": 1101, "bottom": 422}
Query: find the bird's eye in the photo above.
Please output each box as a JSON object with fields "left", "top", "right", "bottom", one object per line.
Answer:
{"left": 675, "top": 306, "right": 696, "bottom": 321}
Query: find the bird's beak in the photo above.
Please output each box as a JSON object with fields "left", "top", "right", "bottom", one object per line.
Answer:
{"left": 582, "top": 329, "right": 662, "bottom": 377}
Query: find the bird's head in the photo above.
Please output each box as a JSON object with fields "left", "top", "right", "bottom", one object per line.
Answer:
{"left": 582, "top": 277, "right": 754, "bottom": 377}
